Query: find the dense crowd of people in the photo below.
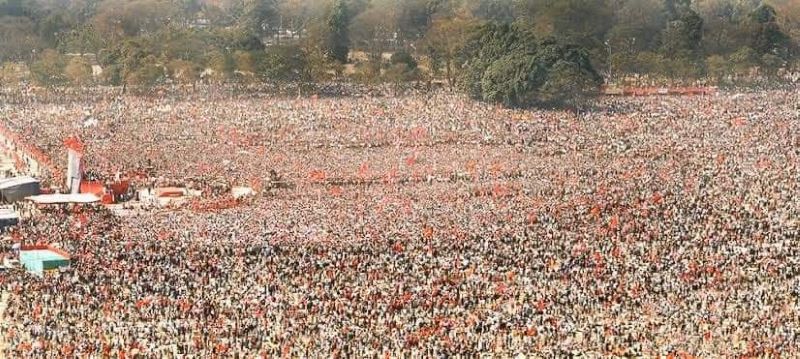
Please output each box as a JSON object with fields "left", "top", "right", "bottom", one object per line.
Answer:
{"left": 0, "top": 87, "right": 798, "bottom": 357}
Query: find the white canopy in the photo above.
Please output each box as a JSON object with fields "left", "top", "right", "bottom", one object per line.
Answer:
{"left": 26, "top": 193, "right": 100, "bottom": 204}
{"left": 0, "top": 176, "right": 39, "bottom": 190}
{"left": 0, "top": 207, "right": 19, "bottom": 220}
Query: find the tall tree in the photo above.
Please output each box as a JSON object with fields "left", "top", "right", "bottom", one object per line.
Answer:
{"left": 748, "top": 4, "right": 791, "bottom": 59}
{"left": 661, "top": 0, "right": 704, "bottom": 58}
{"left": 516, "top": 0, "right": 614, "bottom": 68}
{"left": 64, "top": 55, "right": 93, "bottom": 85}
{"left": 326, "top": 0, "right": 351, "bottom": 63}
{"left": 460, "top": 24, "right": 602, "bottom": 107}
{"left": 421, "top": 12, "right": 478, "bottom": 85}
{"left": 241, "top": 0, "right": 278, "bottom": 37}
{"left": 30, "top": 49, "right": 66, "bottom": 85}
{"left": 0, "top": 16, "right": 44, "bottom": 62}
{"left": 695, "top": 0, "right": 759, "bottom": 55}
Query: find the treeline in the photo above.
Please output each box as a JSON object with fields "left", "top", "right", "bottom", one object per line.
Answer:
{"left": 1, "top": 0, "right": 799, "bottom": 92}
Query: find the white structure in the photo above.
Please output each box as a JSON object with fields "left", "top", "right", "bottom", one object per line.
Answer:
{"left": 64, "top": 137, "right": 84, "bottom": 194}
{"left": 67, "top": 148, "right": 82, "bottom": 194}
{"left": 26, "top": 193, "right": 100, "bottom": 205}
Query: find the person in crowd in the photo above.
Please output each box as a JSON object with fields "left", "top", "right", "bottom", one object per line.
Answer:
{"left": 0, "top": 86, "right": 798, "bottom": 357}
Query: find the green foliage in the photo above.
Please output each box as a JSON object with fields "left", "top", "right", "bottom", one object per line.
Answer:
{"left": 384, "top": 50, "right": 422, "bottom": 83}
{"left": 705, "top": 54, "right": 729, "bottom": 81}
{"left": 258, "top": 45, "right": 309, "bottom": 82}
{"left": 0, "top": 61, "right": 28, "bottom": 86}
{"left": 421, "top": 14, "right": 478, "bottom": 85}
{"left": 0, "top": 16, "right": 44, "bottom": 63}
{"left": 240, "top": 0, "right": 278, "bottom": 37}
{"left": 234, "top": 50, "right": 257, "bottom": 74}
{"left": 383, "top": 63, "right": 421, "bottom": 84}
{"left": 748, "top": 4, "right": 791, "bottom": 59}
{"left": 167, "top": 59, "right": 199, "bottom": 84}
{"left": 523, "top": 0, "right": 614, "bottom": 53}
{"left": 2, "top": 0, "right": 800, "bottom": 87}
{"left": 460, "top": 24, "right": 602, "bottom": 108}
{"left": 58, "top": 24, "right": 105, "bottom": 55}
{"left": 730, "top": 46, "right": 758, "bottom": 74}
{"left": 390, "top": 51, "right": 418, "bottom": 70}
{"left": 205, "top": 50, "right": 234, "bottom": 81}
{"left": 64, "top": 56, "right": 93, "bottom": 86}
{"left": 126, "top": 58, "right": 165, "bottom": 86}
{"left": 30, "top": 49, "right": 66, "bottom": 86}
{"left": 661, "top": 0, "right": 704, "bottom": 59}
{"left": 350, "top": 58, "right": 382, "bottom": 83}
{"left": 326, "top": 0, "right": 351, "bottom": 63}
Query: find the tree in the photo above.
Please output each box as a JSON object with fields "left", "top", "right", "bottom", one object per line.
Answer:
{"left": 469, "top": 0, "right": 516, "bottom": 23}
{"left": 349, "top": 0, "right": 398, "bottom": 58}
{"left": 770, "top": 0, "right": 800, "bottom": 43}
{"left": 0, "top": 16, "right": 44, "bottom": 63}
{"left": 633, "top": 51, "right": 668, "bottom": 75}
{"left": 695, "top": 0, "right": 759, "bottom": 56}
{"left": 258, "top": 44, "right": 309, "bottom": 81}
{"left": 421, "top": 12, "right": 477, "bottom": 85}
{"left": 748, "top": 4, "right": 792, "bottom": 60}
{"left": 661, "top": 0, "right": 704, "bottom": 59}
{"left": 279, "top": 0, "right": 329, "bottom": 40}
{"left": 58, "top": 24, "right": 104, "bottom": 55}
{"left": 705, "top": 54, "right": 729, "bottom": 82}
{"left": 395, "top": 0, "right": 440, "bottom": 41}
{"left": 390, "top": 50, "right": 418, "bottom": 70}
{"left": 326, "top": 0, "right": 351, "bottom": 63}
{"left": 460, "top": 24, "right": 602, "bottom": 108}
{"left": 234, "top": 50, "right": 257, "bottom": 73}
{"left": 0, "top": 61, "right": 28, "bottom": 86}
{"left": 384, "top": 50, "right": 421, "bottom": 84}
{"left": 539, "top": 59, "right": 601, "bottom": 104}
{"left": 517, "top": 0, "right": 614, "bottom": 66}
{"left": 168, "top": 59, "right": 199, "bottom": 84}
{"left": 607, "top": 0, "right": 666, "bottom": 64}
{"left": 729, "top": 46, "right": 758, "bottom": 75}
{"left": 126, "top": 57, "right": 164, "bottom": 86}
{"left": 93, "top": 0, "right": 180, "bottom": 39}
{"left": 64, "top": 56, "right": 93, "bottom": 86}
{"left": 240, "top": 0, "right": 278, "bottom": 37}
{"left": 30, "top": 49, "right": 66, "bottom": 86}
{"left": 38, "top": 11, "right": 73, "bottom": 48}
{"left": 206, "top": 50, "right": 234, "bottom": 81}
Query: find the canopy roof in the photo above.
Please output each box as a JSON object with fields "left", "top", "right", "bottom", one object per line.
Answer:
{"left": 0, "top": 176, "right": 39, "bottom": 190}
{"left": 0, "top": 207, "right": 19, "bottom": 220}
{"left": 26, "top": 193, "right": 100, "bottom": 204}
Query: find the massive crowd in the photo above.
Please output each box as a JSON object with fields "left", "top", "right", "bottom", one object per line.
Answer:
{"left": 0, "top": 87, "right": 798, "bottom": 357}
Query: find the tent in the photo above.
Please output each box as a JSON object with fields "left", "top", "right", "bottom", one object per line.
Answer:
{"left": 79, "top": 181, "right": 106, "bottom": 197}
{"left": 19, "top": 245, "right": 70, "bottom": 276}
{"left": 26, "top": 193, "right": 100, "bottom": 205}
{"left": 232, "top": 186, "right": 255, "bottom": 199}
{"left": 0, "top": 207, "right": 19, "bottom": 229}
{"left": 155, "top": 187, "right": 187, "bottom": 198}
{"left": 0, "top": 176, "right": 40, "bottom": 203}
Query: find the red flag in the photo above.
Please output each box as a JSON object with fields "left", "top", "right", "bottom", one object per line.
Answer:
{"left": 357, "top": 162, "right": 370, "bottom": 178}
{"left": 651, "top": 191, "right": 663, "bottom": 204}
{"left": 590, "top": 205, "right": 601, "bottom": 218}
{"left": 609, "top": 215, "right": 619, "bottom": 230}
{"left": 309, "top": 170, "right": 327, "bottom": 182}
{"left": 422, "top": 226, "right": 434, "bottom": 240}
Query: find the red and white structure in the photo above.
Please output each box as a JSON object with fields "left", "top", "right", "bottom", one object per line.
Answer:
{"left": 64, "top": 136, "right": 84, "bottom": 194}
